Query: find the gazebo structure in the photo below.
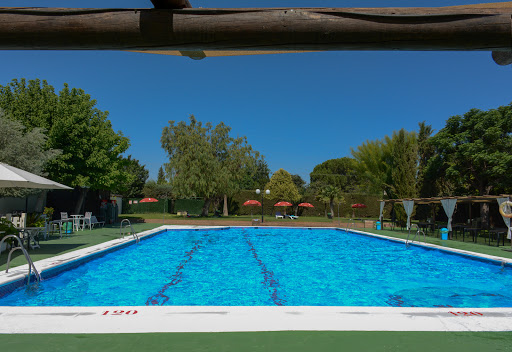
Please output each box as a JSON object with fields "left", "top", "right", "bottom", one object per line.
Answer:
{"left": 377, "top": 195, "right": 512, "bottom": 243}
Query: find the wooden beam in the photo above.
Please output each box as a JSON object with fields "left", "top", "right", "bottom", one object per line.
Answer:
{"left": 0, "top": 5, "right": 510, "bottom": 56}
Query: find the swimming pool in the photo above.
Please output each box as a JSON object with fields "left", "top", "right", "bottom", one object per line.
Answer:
{"left": 1, "top": 227, "right": 511, "bottom": 307}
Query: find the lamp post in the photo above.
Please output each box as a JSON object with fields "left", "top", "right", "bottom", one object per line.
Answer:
{"left": 256, "top": 189, "right": 270, "bottom": 223}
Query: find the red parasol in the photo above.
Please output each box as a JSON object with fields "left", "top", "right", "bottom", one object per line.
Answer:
{"left": 351, "top": 203, "right": 367, "bottom": 218}
{"left": 243, "top": 200, "right": 262, "bottom": 206}
{"left": 140, "top": 198, "right": 158, "bottom": 203}
{"left": 274, "top": 201, "right": 293, "bottom": 207}
{"left": 243, "top": 199, "right": 261, "bottom": 217}
{"left": 298, "top": 202, "right": 314, "bottom": 208}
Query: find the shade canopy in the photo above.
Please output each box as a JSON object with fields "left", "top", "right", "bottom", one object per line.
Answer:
{"left": 298, "top": 202, "right": 314, "bottom": 208}
{"left": 274, "top": 201, "right": 293, "bottom": 207}
{"left": 351, "top": 203, "right": 367, "bottom": 208}
{"left": 243, "top": 200, "right": 261, "bottom": 206}
{"left": 0, "top": 162, "right": 72, "bottom": 190}
{"left": 140, "top": 198, "right": 159, "bottom": 203}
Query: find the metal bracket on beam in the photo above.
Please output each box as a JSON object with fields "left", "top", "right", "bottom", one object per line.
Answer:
{"left": 150, "top": 0, "right": 192, "bottom": 9}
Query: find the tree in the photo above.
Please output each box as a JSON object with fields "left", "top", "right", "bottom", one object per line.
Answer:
{"left": 157, "top": 166, "right": 166, "bottom": 185}
{"left": 351, "top": 137, "right": 394, "bottom": 197}
{"left": 428, "top": 103, "right": 512, "bottom": 225}
{"left": 0, "top": 79, "right": 130, "bottom": 213}
{"left": 114, "top": 155, "right": 149, "bottom": 198}
{"left": 417, "top": 121, "right": 435, "bottom": 198}
{"left": 390, "top": 128, "right": 418, "bottom": 199}
{"left": 310, "top": 157, "right": 359, "bottom": 193}
{"left": 316, "top": 184, "right": 343, "bottom": 218}
{"left": 161, "top": 115, "right": 262, "bottom": 216}
{"left": 264, "top": 169, "right": 300, "bottom": 209}
{"left": 291, "top": 174, "right": 307, "bottom": 195}
{"left": 0, "top": 112, "right": 60, "bottom": 198}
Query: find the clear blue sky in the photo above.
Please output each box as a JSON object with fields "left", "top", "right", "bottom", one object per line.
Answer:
{"left": 1, "top": 1, "right": 511, "bottom": 184}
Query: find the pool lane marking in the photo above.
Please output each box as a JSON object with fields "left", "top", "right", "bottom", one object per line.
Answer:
{"left": 145, "top": 233, "right": 208, "bottom": 306}
{"left": 243, "top": 231, "right": 286, "bottom": 306}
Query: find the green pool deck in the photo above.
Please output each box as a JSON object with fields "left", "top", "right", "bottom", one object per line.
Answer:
{"left": 1, "top": 332, "right": 512, "bottom": 352}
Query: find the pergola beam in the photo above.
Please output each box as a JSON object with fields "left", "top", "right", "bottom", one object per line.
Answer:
{"left": 0, "top": 5, "right": 510, "bottom": 64}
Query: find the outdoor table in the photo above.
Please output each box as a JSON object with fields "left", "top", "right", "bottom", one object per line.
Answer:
{"left": 489, "top": 229, "right": 507, "bottom": 247}
{"left": 418, "top": 222, "right": 436, "bottom": 234}
{"left": 16, "top": 227, "right": 43, "bottom": 250}
{"left": 70, "top": 215, "right": 84, "bottom": 232}
{"left": 463, "top": 227, "right": 480, "bottom": 243}
{"left": 452, "top": 224, "right": 468, "bottom": 238}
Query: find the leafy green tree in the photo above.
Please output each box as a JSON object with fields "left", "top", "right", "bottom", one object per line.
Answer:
{"left": 161, "top": 115, "right": 262, "bottom": 216}
{"left": 114, "top": 155, "right": 149, "bottom": 198}
{"left": 428, "top": 103, "right": 512, "bottom": 225}
{"left": 0, "top": 79, "right": 130, "bottom": 213}
{"left": 391, "top": 129, "right": 418, "bottom": 199}
{"left": 264, "top": 169, "right": 300, "bottom": 210}
{"left": 157, "top": 166, "right": 166, "bottom": 185}
{"left": 310, "top": 157, "right": 359, "bottom": 193}
{"left": 351, "top": 137, "right": 394, "bottom": 196}
{"left": 239, "top": 158, "right": 271, "bottom": 191}
{"left": 291, "top": 174, "right": 307, "bottom": 195}
{"left": 143, "top": 180, "right": 173, "bottom": 199}
{"left": 0, "top": 112, "right": 60, "bottom": 198}
{"left": 316, "top": 184, "right": 343, "bottom": 218}
{"left": 417, "top": 122, "right": 435, "bottom": 198}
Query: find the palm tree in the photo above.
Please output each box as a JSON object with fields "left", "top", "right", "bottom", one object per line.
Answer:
{"left": 316, "top": 185, "right": 343, "bottom": 218}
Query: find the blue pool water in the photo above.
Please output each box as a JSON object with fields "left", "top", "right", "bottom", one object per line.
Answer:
{"left": 1, "top": 227, "right": 511, "bottom": 307}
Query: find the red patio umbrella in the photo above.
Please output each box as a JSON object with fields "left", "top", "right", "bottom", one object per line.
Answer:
{"left": 274, "top": 201, "right": 293, "bottom": 216}
{"left": 298, "top": 203, "right": 314, "bottom": 208}
{"left": 351, "top": 203, "right": 367, "bottom": 218}
{"left": 140, "top": 198, "right": 158, "bottom": 203}
{"left": 243, "top": 199, "right": 262, "bottom": 216}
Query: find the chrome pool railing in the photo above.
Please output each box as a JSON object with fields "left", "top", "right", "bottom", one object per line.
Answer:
{"left": 120, "top": 219, "right": 139, "bottom": 243}
{"left": 405, "top": 224, "right": 426, "bottom": 248}
{"left": 0, "top": 234, "right": 41, "bottom": 284}
{"left": 346, "top": 220, "right": 356, "bottom": 232}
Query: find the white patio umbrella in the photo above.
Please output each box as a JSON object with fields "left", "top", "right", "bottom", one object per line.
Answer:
{"left": 0, "top": 162, "right": 72, "bottom": 190}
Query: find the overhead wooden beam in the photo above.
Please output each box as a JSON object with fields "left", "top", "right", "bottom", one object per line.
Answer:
{"left": 0, "top": 5, "right": 510, "bottom": 63}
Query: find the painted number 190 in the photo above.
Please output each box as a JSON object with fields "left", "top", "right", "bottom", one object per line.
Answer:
{"left": 449, "top": 311, "right": 483, "bottom": 316}
{"left": 102, "top": 310, "right": 138, "bottom": 316}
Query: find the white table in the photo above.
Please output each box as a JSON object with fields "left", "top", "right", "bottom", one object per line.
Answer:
{"left": 70, "top": 215, "right": 84, "bottom": 231}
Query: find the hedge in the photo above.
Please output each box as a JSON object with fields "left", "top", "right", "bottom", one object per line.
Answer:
{"left": 122, "top": 192, "right": 385, "bottom": 218}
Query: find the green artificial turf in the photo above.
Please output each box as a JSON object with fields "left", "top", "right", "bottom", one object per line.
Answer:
{"left": 1, "top": 331, "right": 511, "bottom": 352}
{"left": 0, "top": 222, "right": 161, "bottom": 271}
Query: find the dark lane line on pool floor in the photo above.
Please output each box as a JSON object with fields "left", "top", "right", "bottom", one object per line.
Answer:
{"left": 243, "top": 231, "right": 286, "bottom": 306}
{"left": 145, "top": 233, "right": 209, "bottom": 306}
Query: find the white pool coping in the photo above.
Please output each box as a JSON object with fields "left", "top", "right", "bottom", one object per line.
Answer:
{"left": 1, "top": 225, "right": 512, "bottom": 334}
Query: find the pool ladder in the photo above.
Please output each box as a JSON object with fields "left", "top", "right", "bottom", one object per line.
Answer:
{"left": 346, "top": 220, "right": 356, "bottom": 232}
{"left": 0, "top": 234, "right": 41, "bottom": 284}
{"left": 405, "top": 224, "right": 426, "bottom": 248}
{"left": 120, "top": 219, "right": 139, "bottom": 243}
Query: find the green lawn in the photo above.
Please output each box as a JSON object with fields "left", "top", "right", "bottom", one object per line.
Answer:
{"left": 1, "top": 331, "right": 511, "bottom": 352}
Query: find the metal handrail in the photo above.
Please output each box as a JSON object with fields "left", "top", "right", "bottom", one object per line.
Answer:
{"left": 346, "top": 219, "right": 356, "bottom": 232}
{"left": 405, "top": 224, "right": 426, "bottom": 248}
{"left": 0, "top": 234, "right": 41, "bottom": 284}
{"left": 120, "top": 219, "right": 139, "bottom": 243}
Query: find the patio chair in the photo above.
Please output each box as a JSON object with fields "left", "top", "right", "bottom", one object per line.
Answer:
{"left": 90, "top": 216, "right": 105, "bottom": 228}
{"left": 275, "top": 212, "right": 284, "bottom": 219}
{"left": 287, "top": 215, "right": 299, "bottom": 220}
{"left": 82, "top": 212, "right": 93, "bottom": 230}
